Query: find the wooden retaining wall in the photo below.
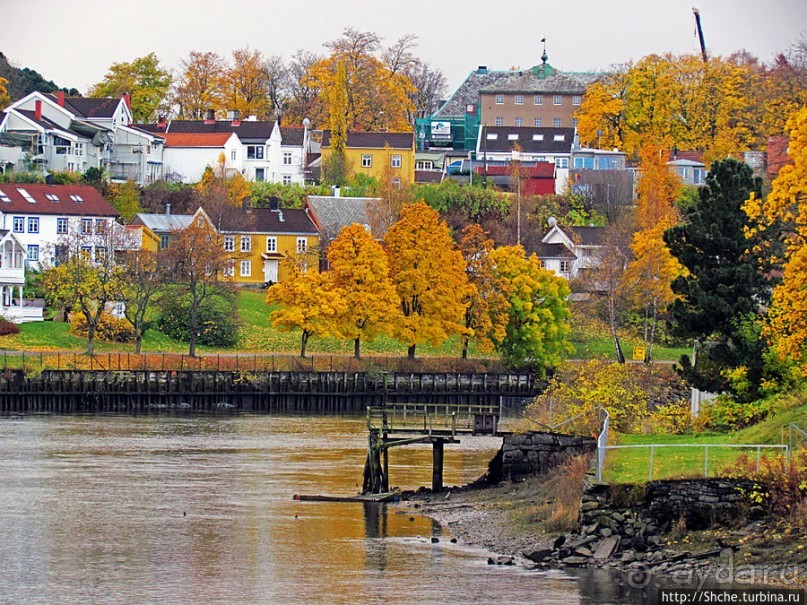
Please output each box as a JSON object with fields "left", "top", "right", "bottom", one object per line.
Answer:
{"left": 0, "top": 370, "right": 537, "bottom": 415}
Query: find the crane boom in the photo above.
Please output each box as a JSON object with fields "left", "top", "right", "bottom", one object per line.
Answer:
{"left": 693, "top": 8, "right": 708, "bottom": 62}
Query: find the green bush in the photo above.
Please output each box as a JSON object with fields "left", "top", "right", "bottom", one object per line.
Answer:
{"left": 157, "top": 292, "right": 241, "bottom": 348}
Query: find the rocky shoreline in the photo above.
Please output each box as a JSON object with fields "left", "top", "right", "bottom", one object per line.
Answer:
{"left": 401, "top": 475, "right": 807, "bottom": 589}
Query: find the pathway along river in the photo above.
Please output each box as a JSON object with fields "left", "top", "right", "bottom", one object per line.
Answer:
{"left": 0, "top": 415, "right": 647, "bottom": 604}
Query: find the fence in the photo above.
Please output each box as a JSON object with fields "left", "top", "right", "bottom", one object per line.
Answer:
{"left": 0, "top": 351, "right": 516, "bottom": 375}
{"left": 785, "top": 423, "right": 807, "bottom": 460}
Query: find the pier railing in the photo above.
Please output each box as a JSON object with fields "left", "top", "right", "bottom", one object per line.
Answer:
{"left": 367, "top": 403, "right": 501, "bottom": 436}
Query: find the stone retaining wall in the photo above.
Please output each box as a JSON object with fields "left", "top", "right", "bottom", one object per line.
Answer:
{"left": 486, "top": 431, "right": 597, "bottom": 483}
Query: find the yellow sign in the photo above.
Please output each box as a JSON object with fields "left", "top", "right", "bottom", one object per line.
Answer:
{"left": 633, "top": 346, "right": 646, "bottom": 361}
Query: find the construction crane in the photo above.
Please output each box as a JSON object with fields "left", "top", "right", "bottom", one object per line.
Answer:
{"left": 692, "top": 8, "right": 708, "bottom": 62}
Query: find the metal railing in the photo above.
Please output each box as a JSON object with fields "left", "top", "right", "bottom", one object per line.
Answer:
{"left": 785, "top": 423, "right": 807, "bottom": 461}
{"left": 596, "top": 407, "right": 610, "bottom": 482}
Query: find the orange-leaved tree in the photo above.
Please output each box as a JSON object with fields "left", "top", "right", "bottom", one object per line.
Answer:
{"left": 327, "top": 223, "right": 399, "bottom": 358}
{"left": 266, "top": 259, "right": 346, "bottom": 358}
{"left": 623, "top": 142, "right": 686, "bottom": 361}
{"left": 458, "top": 224, "right": 509, "bottom": 359}
{"left": 745, "top": 107, "right": 807, "bottom": 373}
{"left": 385, "top": 201, "right": 470, "bottom": 359}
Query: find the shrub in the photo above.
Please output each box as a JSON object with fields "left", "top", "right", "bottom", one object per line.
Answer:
{"left": 157, "top": 292, "right": 241, "bottom": 348}
{"left": 70, "top": 312, "right": 135, "bottom": 343}
{"left": 723, "top": 449, "right": 807, "bottom": 518}
{"left": 699, "top": 392, "right": 791, "bottom": 432}
{"left": 0, "top": 317, "right": 20, "bottom": 336}
{"left": 647, "top": 399, "right": 693, "bottom": 434}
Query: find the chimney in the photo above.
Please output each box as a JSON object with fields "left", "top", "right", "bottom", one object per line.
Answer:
{"left": 204, "top": 109, "right": 216, "bottom": 124}
{"left": 56, "top": 91, "right": 65, "bottom": 107}
{"left": 34, "top": 100, "right": 42, "bottom": 121}
{"left": 269, "top": 196, "right": 279, "bottom": 211}
{"left": 331, "top": 185, "right": 341, "bottom": 198}
{"left": 165, "top": 203, "right": 171, "bottom": 215}
{"left": 157, "top": 115, "right": 167, "bottom": 131}
{"left": 229, "top": 109, "right": 241, "bottom": 127}
{"left": 122, "top": 92, "right": 131, "bottom": 108}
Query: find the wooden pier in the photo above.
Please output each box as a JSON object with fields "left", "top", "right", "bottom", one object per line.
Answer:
{"left": 362, "top": 403, "right": 509, "bottom": 494}
{"left": 0, "top": 369, "right": 537, "bottom": 416}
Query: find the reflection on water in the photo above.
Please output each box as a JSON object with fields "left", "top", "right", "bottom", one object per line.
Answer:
{"left": 0, "top": 415, "right": 644, "bottom": 604}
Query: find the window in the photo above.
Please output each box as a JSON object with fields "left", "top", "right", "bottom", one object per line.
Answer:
{"left": 246, "top": 145, "right": 264, "bottom": 159}
{"left": 240, "top": 260, "right": 251, "bottom": 277}
{"left": 46, "top": 193, "right": 60, "bottom": 202}
{"left": 560, "top": 261, "right": 571, "bottom": 273}
{"left": 82, "top": 219, "right": 93, "bottom": 235}
{"left": 391, "top": 177, "right": 401, "bottom": 188}
{"left": 13, "top": 217, "right": 24, "bottom": 233}
{"left": 159, "top": 234, "right": 170, "bottom": 250}
{"left": 255, "top": 168, "right": 265, "bottom": 182}
{"left": 80, "top": 246, "right": 92, "bottom": 259}
{"left": 27, "top": 245, "right": 39, "bottom": 262}
{"left": 95, "top": 247, "right": 106, "bottom": 263}
{"left": 69, "top": 194, "right": 83, "bottom": 202}
{"left": 515, "top": 95, "right": 523, "bottom": 105}
{"left": 416, "top": 160, "right": 434, "bottom": 170}
{"left": 553, "top": 95, "right": 562, "bottom": 106}
{"left": 553, "top": 118, "right": 562, "bottom": 127}
{"left": 572, "top": 95, "right": 582, "bottom": 106}
{"left": 0, "top": 191, "right": 10, "bottom": 202}
{"left": 486, "top": 133, "right": 498, "bottom": 140}
{"left": 282, "top": 174, "right": 292, "bottom": 185}
{"left": 223, "top": 261, "right": 234, "bottom": 277}
{"left": 197, "top": 216, "right": 205, "bottom": 227}
{"left": 296, "top": 237, "right": 307, "bottom": 253}
{"left": 573, "top": 118, "right": 579, "bottom": 128}
{"left": 556, "top": 157, "right": 569, "bottom": 168}
{"left": 495, "top": 94, "right": 504, "bottom": 104}
{"left": 507, "top": 134, "right": 519, "bottom": 141}
{"left": 534, "top": 117, "right": 542, "bottom": 127}
{"left": 283, "top": 152, "right": 293, "bottom": 165}
{"left": 223, "top": 235, "right": 235, "bottom": 252}
{"left": 241, "top": 235, "right": 252, "bottom": 252}
{"left": 95, "top": 219, "right": 106, "bottom": 234}
{"left": 57, "top": 217, "right": 68, "bottom": 235}
{"left": 391, "top": 154, "right": 402, "bottom": 168}
{"left": 266, "top": 237, "right": 277, "bottom": 253}
{"left": 230, "top": 149, "right": 237, "bottom": 161}
{"left": 532, "top": 134, "right": 544, "bottom": 141}
{"left": 495, "top": 116, "right": 503, "bottom": 126}
{"left": 514, "top": 117, "right": 523, "bottom": 127}
{"left": 534, "top": 95, "right": 543, "bottom": 105}
{"left": 18, "top": 188, "right": 35, "bottom": 203}
{"left": 75, "top": 142, "right": 84, "bottom": 157}
{"left": 361, "top": 154, "right": 372, "bottom": 168}
{"left": 28, "top": 217, "right": 39, "bottom": 233}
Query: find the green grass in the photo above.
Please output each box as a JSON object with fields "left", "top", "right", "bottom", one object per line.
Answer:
{"left": 570, "top": 332, "right": 690, "bottom": 362}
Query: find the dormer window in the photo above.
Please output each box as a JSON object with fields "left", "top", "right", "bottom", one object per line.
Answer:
{"left": 533, "top": 134, "right": 544, "bottom": 141}
{"left": 69, "top": 194, "right": 84, "bottom": 202}
{"left": 507, "top": 134, "right": 519, "bottom": 141}
{"left": 46, "top": 194, "right": 60, "bottom": 202}
{"left": 486, "top": 133, "right": 498, "bottom": 140}
{"left": 553, "top": 135, "right": 565, "bottom": 141}
{"left": 18, "top": 189, "right": 35, "bottom": 203}
{"left": 0, "top": 191, "right": 11, "bottom": 203}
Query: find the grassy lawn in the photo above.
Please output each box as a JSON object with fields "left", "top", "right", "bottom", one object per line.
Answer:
{"left": 570, "top": 332, "right": 690, "bottom": 362}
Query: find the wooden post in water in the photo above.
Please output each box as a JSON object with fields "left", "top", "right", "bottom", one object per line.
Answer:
{"left": 432, "top": 440, "right": 444, "bottom": 492}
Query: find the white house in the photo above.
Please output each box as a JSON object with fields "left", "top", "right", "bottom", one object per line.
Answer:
{"left": 0, "top": 229, "right": 43, "bottom": 322}
{"left": 0, "top": 91, "right": 164, "bottom": 184}
{"left": 0, "top": 183, "right": 119, "bottom": 270}
{"left": 138, "top": 115, "right": 311, "bottom": 184}
{"left": 536, "top": 217, "right": 604, "bottom": 280}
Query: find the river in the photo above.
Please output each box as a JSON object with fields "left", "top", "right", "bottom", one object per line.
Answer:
{"left": 0, "top": 415, "right": 651, "bottom": 604}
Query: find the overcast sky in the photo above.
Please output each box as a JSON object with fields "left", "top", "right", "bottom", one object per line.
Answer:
{"left": 3, "top": 0, "right": 805, "bottom": 98}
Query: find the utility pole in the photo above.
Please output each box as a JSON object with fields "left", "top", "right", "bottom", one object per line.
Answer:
{"left": 693, "top": 8, "right": 708, "bottom": 63}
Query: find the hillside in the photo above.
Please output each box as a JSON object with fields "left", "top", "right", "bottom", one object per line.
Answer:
{"left": 0, "top": 51, "right": 79, "bottom": 101}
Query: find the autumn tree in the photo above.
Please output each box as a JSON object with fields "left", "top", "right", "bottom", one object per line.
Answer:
{"left": 623, "top": 142, "right": 686, "bottom": 361}
{"left": 0, "top": 76, "right": 10, "bottom": 110}
{"left": 172, "top": 51, "right": 226, "bottom": 119}
{"left": 41, "top": 225, "right": 127, "bottom": 356}
{"left": 458, "top": 224, "right": 508, "bottom": 359}
{"left": 490, "top": 246, "right": 572, "bottom": 370}
{"left": 119, "top": 250, "right": 164, "bottom": 354}
{"left": 159, "top": 221, "right": 233, "bottom": 357}
{"left": 89, "top": 53, "right": 172, "bottom": 122}
{"left": 745, "top": 107, "right": 807, "bottom": 373}
{"left": 322, "top": 61, "right": 350, "bottom": 186}
{"left": 304, "top": 27, "right": 415, "bottom": 132}
{"left": 282, "top": 49, "right": 323, "bottom": 126}
{"left": 225, "top": 48, "right": 271, "bottom": 119}
{"left": 664, "top": 158, "right": 767, "bottom": 397}
{"left": 112, "top": 181, "right": 143, "bottom": 222}
{"left": 385, "top": 201, "right": 470, "bottom": 359}
{"left": 266, "top": 261, "right": 345, "bottom": 358}
{"left": 327, "top": 224, "right": 398, "bottom": 358}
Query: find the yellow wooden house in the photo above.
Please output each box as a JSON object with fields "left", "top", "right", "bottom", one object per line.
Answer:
{"left": 190, "top": 203, "right": 320, "bottom": 286}
{"left": 320, "top": 131, "right": 416, "bottom": 185}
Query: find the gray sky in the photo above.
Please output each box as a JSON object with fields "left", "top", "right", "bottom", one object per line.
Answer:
{"left": 2, "top": 0, "right": 805, "bottom": 96}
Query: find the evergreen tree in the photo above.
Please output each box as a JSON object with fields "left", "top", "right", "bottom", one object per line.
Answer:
{"left": 663, "top": 158, "right": 767, "bottom": 398}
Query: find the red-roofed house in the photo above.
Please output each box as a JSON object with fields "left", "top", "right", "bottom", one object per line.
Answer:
{"left": 161, "top": 132, "right": 241, "bottom": 182}
{"left": 0, "top": 183, "right": 119, "bottom": 270}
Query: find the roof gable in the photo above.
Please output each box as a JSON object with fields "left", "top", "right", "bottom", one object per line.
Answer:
{"left": 321, "top": 131, "right": 414, "bottom": 150}
{"left": 479, "top": 126, "right": 574, "bottom": 154}
{"left": 163, "top": 132, "right": 236, "bottom": 147}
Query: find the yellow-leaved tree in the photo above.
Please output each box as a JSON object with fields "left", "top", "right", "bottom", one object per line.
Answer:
{"left": 266, "top": 260, "right": 346, "bottom": 358}
{"left": 0, "top": 76, "right": 10, "bottom": 110}
{"left": 327, "top": 223, "right": 399, "bottom": 358}
{"left": 623, "top": 142, "right": 686, "bottom": 361}
{"left": 745, "top": 107, "right": 807, "bottom": 373}
{"left": 385, "top": 201, "right": 470, "bottom": 359}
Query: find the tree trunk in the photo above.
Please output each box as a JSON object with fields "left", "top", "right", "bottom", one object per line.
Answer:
{"left": 86, "top": 325, "right": 95, "bottom": 357}
{"left": 647, "top": 296, "right": 659, "bottom": 363}
{"left": 188, "top": 306, "right": 198, "bottom": 358}
{"left": 300, "top": 331, "right": 309, "bottom": 358}
{"left": 135, "top": 332, "right": 142, "bottom": 355}
{"left": 408, "top": 343, "right": 416, "bottom": 359}
{"left": 354, "top": 337, "right": 361, "bottom": 359}
{"left": 608, "top": 300, "right": 625, "bottom": 364}
{"left": 461, "top": 337, "right": 469, "bottom": 360}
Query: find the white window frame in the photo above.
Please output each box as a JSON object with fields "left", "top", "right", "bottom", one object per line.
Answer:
{"left": 553, "top": 95, "right": 562, "bottom": 106}
{"left": 495, "top": 116, "right": 503, "bottom": 126}
{"left": 282, "top": 174, "right": 292, "bottom": 185}
{"left": 240, "top": 260, "right": 251, "bottom": 277}
{"left": 230, "top": 149, "right": 237, "bottom": 161}
{"left": 572, "top": 95, "right": 582, "bottom": 106}
{"left": 241, "top": 235, "right": 252, "bottom": 252}
{"left": 391, "top": 154, "right": 402, "bottom": 168}
{"left": 495, "top": 94, "right": 504, "bottom": 104}
{"left": 560, "top": 260, "right": 571, "bottom": 273}
{"left": 534, "top": 95, "right": 543, "bottom": 105}
{"left": 266, "top": 237, "right": 277, "bottom": 253}
{"left": 223, "top": 235, "right": 235, "bottom": 252}
{"left": 296, "top": 237, "right": 307, "bottom": 253}
{"left": 27, "top": 244, "right": 39, "bottom": 262}
{"left": 81, "top": 219, "right": 93, "bottom": 235}
{"left": 246, "top": 145, "right": 264, "bottom": 160}
{"left": 514, "top": 117, "right": 523, "bottom": 127}
{"left": 283, "top": 152, "right": 293, "bottom": 165}
{"left": 553, "top": 118, "right": 562, "bottom": 127}
{"left": 361, "top": 154, "right": 372, "bottom": 168}
{"left": 28, "top": 217, "right": 39, "bottom": 233}
{"left": 514, "top": 95, "right": 523, "bottom": 105}
{"left": 223, "top": 261, "right": 235, "bottom": 277}
{"left": 534, "top": 117, "right": 542, "bottom": 127}
{"left": 57, "top": 217, "right": 68, "bottom": 235}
